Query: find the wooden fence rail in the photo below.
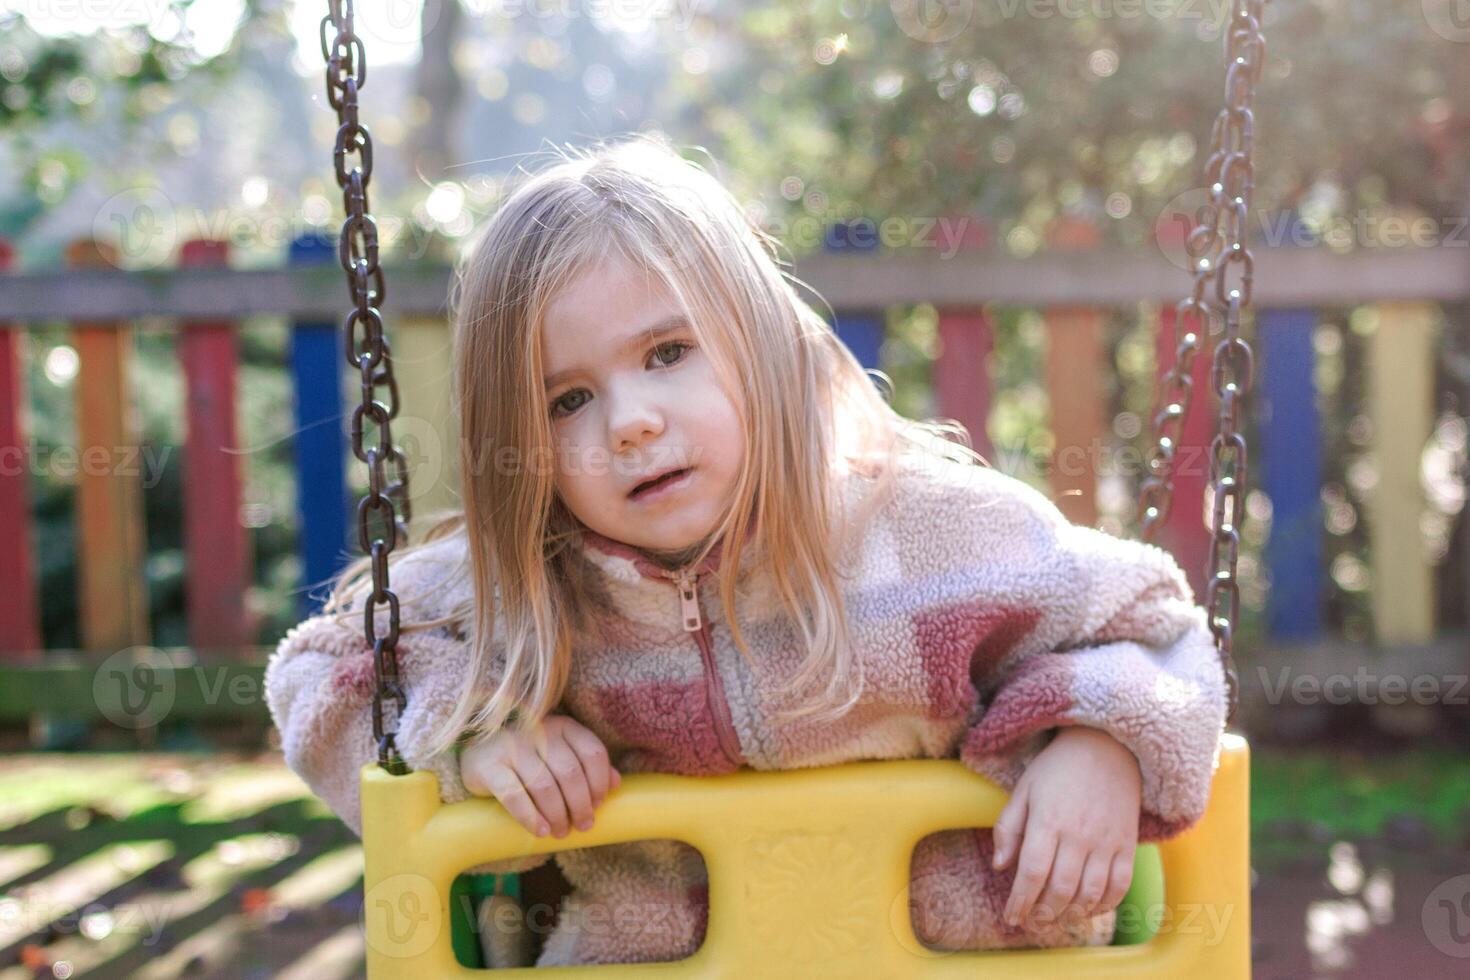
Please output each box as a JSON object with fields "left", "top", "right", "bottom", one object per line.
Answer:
{"left": 0, "top": 233, "right": 1465, "bottom": 738}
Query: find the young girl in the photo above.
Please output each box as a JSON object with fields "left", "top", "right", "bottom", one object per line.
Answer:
{"left": 265, "top": 135, "right": 1229, "bottom": 967}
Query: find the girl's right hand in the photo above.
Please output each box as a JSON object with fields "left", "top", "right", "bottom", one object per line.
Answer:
{"left": 459, "top": 714, "right": 622, "bottom": 839}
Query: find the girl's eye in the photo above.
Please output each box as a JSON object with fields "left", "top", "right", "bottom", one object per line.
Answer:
{"left": 548, "top": 341, "right": 693, "bottom": 419}
{"left": 650, "top": 340, "right": 691, "bottom": 368}
{"left": 550, "top": 389, "right": 588, "bottom": 419}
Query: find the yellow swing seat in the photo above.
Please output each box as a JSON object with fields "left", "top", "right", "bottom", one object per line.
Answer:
{"left": 358, "top": 733, "right": 1249, "bottom": 978}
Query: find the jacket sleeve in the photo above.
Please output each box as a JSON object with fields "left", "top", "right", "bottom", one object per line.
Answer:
{"left": 263, "top": 546, "right": 551, "bottom": 875}
{"left": 890, "top": 452, "right": 1229, "bottom": 842}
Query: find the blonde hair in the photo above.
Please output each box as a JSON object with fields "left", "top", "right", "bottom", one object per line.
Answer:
{"left": 321, "top": 134, "right": 989, "bottom": 760}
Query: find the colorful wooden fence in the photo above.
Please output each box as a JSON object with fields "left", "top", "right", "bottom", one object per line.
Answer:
{"left": 0, "top": 230, "right": 1462, "bottom": 729}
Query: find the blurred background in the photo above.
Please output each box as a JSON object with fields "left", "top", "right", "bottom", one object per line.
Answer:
{"left": 1, "top": 0, "right": 1468, "bottom": 976}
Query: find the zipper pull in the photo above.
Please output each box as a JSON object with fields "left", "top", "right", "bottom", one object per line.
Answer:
{"left": 672, "top": 569, "right": 702, "bottom": 632}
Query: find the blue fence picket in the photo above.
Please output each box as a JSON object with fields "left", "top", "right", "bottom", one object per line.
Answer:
{"left": 825, "top": 221, "right": 884, "bottom": 370}
{"left": 288, "top": 234, "right": 350, "bottom": 617}
{"left": 834, "top": 313, "right": 884, "bottom": 371}
{"left": 1259, "top": 307, "right": 1324, "bottom": 640}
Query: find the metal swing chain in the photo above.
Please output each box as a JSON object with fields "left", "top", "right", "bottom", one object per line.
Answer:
{"left": 322, "top": 0, "right": 414, "bottom": 773}
{"left": 1136, "top": 0, "right": 1265, "bottom": 725}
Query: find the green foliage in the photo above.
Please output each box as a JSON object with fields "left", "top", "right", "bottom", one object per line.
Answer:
{"left": 676, "top": 0, "right": 1468, "bottom": 252}
{"left": 0, "top": 1, "right": 265, "bottom": 127}
{"left": 1252, "top": 745, "right": 1470, "bottom": 855}
{"left": 0, "top": 0, "right": 272, "bottom": 233}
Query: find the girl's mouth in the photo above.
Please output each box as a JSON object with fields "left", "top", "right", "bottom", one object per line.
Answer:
{"left": 630, "top": 468, "right": 693, "bottom": 501}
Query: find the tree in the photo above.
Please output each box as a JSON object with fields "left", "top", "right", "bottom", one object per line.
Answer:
{"left": 667, "top": 0, "right": 1470, "bottom": 254}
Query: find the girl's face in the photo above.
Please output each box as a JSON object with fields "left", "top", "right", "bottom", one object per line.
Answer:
{"left": 540, "top": 256, "right": 747, "bottom": 559}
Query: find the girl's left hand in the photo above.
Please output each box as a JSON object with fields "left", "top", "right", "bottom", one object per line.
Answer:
{"left": 990, "top": 725, "right": 1142, "bottom": 930}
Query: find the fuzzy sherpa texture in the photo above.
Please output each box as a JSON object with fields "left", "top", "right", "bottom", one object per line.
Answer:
{"left": 263, "top": 448, "right": 1228, "bottom": 965}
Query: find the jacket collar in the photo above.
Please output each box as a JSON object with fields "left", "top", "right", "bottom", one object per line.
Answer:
{"left": 575, "top": 521, "right": 761, "bottom": 585}
{"left": 571, "top": 521, "right": 767, "bottom": 632}
{"left": 569, "top": 461, "right": 871, "bottom": 628}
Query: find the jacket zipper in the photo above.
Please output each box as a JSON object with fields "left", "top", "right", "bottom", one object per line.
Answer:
{"left": 666, "top": 567, "right": 745, "bottom": 768}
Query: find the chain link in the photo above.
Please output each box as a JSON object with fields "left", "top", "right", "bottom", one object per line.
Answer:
{"left": 322, "top": 0, "right": 412, "bottom": 774}
{"left": 1137, "top": 0, "right": 1265, "bottom": 725}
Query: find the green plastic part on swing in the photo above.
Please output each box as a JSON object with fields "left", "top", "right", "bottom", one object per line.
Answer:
{"left": 1111, "top": 843, "right": 1165, "bottom": 946}
{"left": 450, "top": 872, "right": 521, "bottom": 968}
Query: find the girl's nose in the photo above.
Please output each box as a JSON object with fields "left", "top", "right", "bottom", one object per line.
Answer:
{"left": 607, "top": 389, "right": 665, "bottom": 451}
